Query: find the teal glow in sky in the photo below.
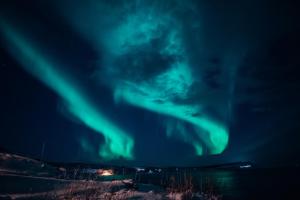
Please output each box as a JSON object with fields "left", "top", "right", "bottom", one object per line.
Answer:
{"left": 0, "top": 22, "right": 134, "bottom": 160}
{"left": 114, "top": 79, "right": 228, "bottom": 154}
{"left": 0, "top": 0, "right": 235, "bottom": 163}
{"left": 57, "top": 3, "right": 230, "bottom": 155}
{"left": 0, "top": 0, "right": 299, "bottom": 167}
{"left": 107, "top": 10, "right": 229, "bottom": 155}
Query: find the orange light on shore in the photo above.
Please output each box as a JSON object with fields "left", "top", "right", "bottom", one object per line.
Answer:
{"left": 97, "top": 169, "right": 114, "bottom": 176}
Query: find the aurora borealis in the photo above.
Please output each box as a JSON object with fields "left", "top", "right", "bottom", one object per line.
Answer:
{"left": 0, "top": 0, "right": 300, "bottom": 166}
{"left": 59, "top": 1, "right": 229, "bottom": 156}
{"left": 0, "top": 22, "right": 134, "bottom": 160}
{"left": 109, "top": 11, "right": 229, "bottom": 155}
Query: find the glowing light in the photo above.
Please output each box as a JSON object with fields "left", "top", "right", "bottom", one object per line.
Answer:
{"left": 115, "top": 80, "right": 228, "bottom": 154}
{"left": 194, "top": 142, "right": 203, "bottom": 156}
{"left": 0, "top": 22, "right": 134, "bottom": 160}
{"left": 240, "top": 164, "right": 252, "bottom": 169}
{"left": 108, "top": 10, "right": 229, "bottom": 155}
{"left": 135, "top": 167, "right": 145, "bottom": 172}
{"left": 97, "top": 169, "right": 114, "bottom": 176}
{"left": 21, "top": 1, "right": 230, "bottom": 157}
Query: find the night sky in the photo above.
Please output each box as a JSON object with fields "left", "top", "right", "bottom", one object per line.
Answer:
{"left": 0, "top": 0, "right": 299, "bottom": 167}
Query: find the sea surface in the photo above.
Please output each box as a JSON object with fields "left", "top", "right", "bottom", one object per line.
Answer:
{"left": 137, "top": 167, "right": 300, "bottom": 199}
{"left": 1, "top": 167, "right": 299, "bottom": 199}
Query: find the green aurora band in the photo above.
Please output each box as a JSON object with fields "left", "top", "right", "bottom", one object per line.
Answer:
{"left": 57, "top": 1, "right": 230, "bottom": 155}
{"left": 107, "top": 10, "right": 229, "bottom": 155}
{"left": 114, "top": 67, "right": 229, "bottom": 154}
{"left": 0, "top": 22, "right": 134, "bottom": 160}
{"left": 1, "top": 0, "right": 230, "bottom": 158}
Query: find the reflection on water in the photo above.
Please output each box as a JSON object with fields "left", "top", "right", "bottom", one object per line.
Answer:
{"left": 198, "top": 169, "right": 300, "bottom": 200}
{"left": 137, "top": 168, "right": 300, "bottom": 200}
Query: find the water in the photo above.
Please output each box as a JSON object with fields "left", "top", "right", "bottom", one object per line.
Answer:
{"left": 137, "top": 168, "right": 300, "bottom": 199}
{"left": 1, "top": 167, "right": 299, "bottom": 199}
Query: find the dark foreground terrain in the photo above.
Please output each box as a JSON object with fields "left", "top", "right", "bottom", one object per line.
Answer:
{"left": 0, "top": 152, "right": 299, "bottom": 199}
